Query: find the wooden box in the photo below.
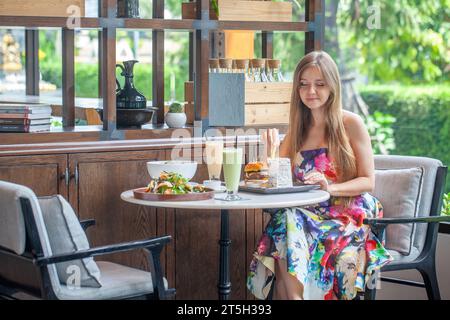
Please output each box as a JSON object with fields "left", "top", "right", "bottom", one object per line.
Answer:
{"left": 184, "top": 74, "right": 292, "bottom": 126}
{"left": 0, "top": 0, "right": 85, "bottom": 17}
{"left": 182, "top": 0, "right": 292, "bottom": 22}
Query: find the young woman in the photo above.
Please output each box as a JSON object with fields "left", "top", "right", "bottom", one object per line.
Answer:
{"left": 247, "top": 51, "right": 393, "bottom": 300}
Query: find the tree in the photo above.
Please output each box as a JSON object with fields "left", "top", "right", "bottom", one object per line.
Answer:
{"left": 337, "top": 0, "right": 450, "bottom": 84}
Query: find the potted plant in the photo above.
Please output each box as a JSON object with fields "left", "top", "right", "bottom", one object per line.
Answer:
{"left": 165, "top": 102, "right": 187, "bottom": 128}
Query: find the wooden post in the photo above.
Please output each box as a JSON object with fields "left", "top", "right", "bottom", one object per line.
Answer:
{"left": 195, "top": 0, "right": 210, "bottom": 124}
{"left": 100, "top": 0, "right": 117, "bottom": 130}
{"left": 153, "top": 0, "right": 165, "bottom": 125}
{"left": 98, "top": 0, "right": 104, "bottom": 98}
{"left": 62, "top": 28, "right": 75, "bottom": 128}
{"left": 262, "top": 31, "right": 273, "bottom": 59}
{"left": 305, "top": 0, "right": 325, "bottom": 54}
{"left": 25, "top": 29, "right": 39, "bottom": 96}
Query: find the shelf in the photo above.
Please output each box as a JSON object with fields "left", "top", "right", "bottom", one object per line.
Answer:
{"left": 120, "top": 18, "right": 196, "bottom": 31}
{"left": 217, "top": 21, "right": 308, "bottom": 32}
{"left": 0, "top": 124, "right": 195, "bottom": 146}
{"left": 0, "top": 16, "right": 100, "bottom": 28}
{"left": 0, "top": 0, "right": 324, "bottom": 143}
{"left": 0, "top": 16, "right": 310, "bottom": 32}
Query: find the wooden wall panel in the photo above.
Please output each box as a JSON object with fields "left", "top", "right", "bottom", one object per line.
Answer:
{"left": 0, "top": 154, "right": 68, "bottom": 199}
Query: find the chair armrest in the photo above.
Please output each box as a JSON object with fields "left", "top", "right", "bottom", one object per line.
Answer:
{"left": 34, "top": 235, "right": 171, "bottom": 266}
{"left": 79, "top": 219, "right": 96, "bottom": 231}
{"left": 363, "top": 215, "right": 450, "bottom": 227}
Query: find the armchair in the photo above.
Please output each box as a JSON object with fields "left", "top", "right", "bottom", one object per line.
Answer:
{"left": 363, "top": 155, "right": 449, "bottom": 300}
{"left": 0, "top": 180, "right": 175, "bottom": 300}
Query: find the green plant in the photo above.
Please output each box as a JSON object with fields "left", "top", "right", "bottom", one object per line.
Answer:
{"left": 360, "top": 84, "right": 450, "bottom": 192}
{"left": 442, "top": 193, "right": 450, "bottom": 216}
{"left": 364, "top": 111, "right": 396, "bottom": 155}
{"left": 211, "top": 0, "right": 219, "bottom": 17}
{"left": 168, "top": 102, "right": 183, "bottom": 113}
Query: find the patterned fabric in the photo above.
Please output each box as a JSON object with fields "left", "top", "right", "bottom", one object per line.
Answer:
{"left": 247, "top": 148, "right": 393, "bottom": 300}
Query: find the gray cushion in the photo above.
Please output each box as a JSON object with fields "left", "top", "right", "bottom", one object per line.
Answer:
{"left": 38, "top": 195, "right": 102, "bottom": 288}
{"left": 0, "top": 180, "right": 28, "bottom": 254}
{"left": 371, "top": 167, "right": 424, "bottom": 255}
{"left": 55, "top": 261, "right": 168, "bottom": 300}
{"left": 374, "top": 155, "right": 442, "bottom": 256}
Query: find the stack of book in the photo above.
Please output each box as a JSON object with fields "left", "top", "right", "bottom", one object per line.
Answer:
{"left": 0, "top": 103, "right": 53, "bottom": 133}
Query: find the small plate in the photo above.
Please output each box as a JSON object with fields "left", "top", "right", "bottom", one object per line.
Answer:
{"left": 213, "top": 186, "right": 227, "bottom": 193}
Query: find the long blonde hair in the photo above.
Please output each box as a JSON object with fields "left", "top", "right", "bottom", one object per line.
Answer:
{"left": 288, "top": 51, "right": 357, "bottom": 204}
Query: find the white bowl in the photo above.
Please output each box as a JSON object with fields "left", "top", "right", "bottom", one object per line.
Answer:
{"left": 146, "top": 160, "right": 198, "bottom": 180}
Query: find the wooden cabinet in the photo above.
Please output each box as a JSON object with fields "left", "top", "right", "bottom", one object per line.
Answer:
{"left": 0, "top": 154, "right": 68, "bottom": 199}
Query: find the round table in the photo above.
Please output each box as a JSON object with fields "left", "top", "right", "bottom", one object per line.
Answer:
{"left": 121, "top": 189, "right": 330, "bottom": 300}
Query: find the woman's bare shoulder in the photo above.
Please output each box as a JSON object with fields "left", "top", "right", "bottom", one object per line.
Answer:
{"left": 342, "top": 110, "right": 371, "bottom": 149}
{"left": 343, "top": 110, "right": 365, "bottom": 131}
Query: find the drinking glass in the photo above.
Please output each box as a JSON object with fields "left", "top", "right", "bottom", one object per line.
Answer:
{"left": 205, "top": 140, "right": 224, "bottom": 181}
{"left": 222, "top": 147, "right": 243, "bottom": 201}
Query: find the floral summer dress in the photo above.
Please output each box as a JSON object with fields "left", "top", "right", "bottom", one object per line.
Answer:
{"left": 247, "top": 148, "right": 393, "bottom": 300}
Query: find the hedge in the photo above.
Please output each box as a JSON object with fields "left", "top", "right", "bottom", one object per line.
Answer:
{"left": 360, "top": 85, "right": 450, "bottom": 192}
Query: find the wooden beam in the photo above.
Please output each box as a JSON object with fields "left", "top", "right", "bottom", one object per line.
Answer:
{"left": 195, "top": 0, "right": 210, "bottom": 123}
{"left": 188, "top": 0, "right": 194, "bottom": 81}
{"left": 101, "top": 0, "right": 117, "bottom": 130}
{"left": 194, "top": 0, "right": 210, "bottom": 121}
{"left": 98, "top": 0, "right": 104, "bottom": 98}
{"left": 305, "top": 0, "right": 325, "bottom": 53}
{"left": 62, "top": 28, "right": 75, "bottom": 128}
{"left": 262, "top": 31, "right": 273, "bottom": 59}
{"left": 25, "top": 29, "right": 39, "bottom": 96}
{"left": 189, "top": 32, "right": 194, "bottom": 81}
{"left": 153, "top": 0, "right": 165, "bottom": 125}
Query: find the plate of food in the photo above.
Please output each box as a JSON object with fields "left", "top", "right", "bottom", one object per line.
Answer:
{"left": 240, "top": 161, "right": 320, "bottom": 194}
{"left": 133, "top": 171, "right": 215, "bottom": 201}
{"left": 239, "top": 181, "right": 321, "bottom": 194}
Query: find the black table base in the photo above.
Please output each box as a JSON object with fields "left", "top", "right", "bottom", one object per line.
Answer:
{"left": 218, "top": 209, "right": 232, "bottom": 300}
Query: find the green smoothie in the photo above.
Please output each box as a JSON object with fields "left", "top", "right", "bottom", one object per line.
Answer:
{"left": 222, "top": 148, "right": 243, "bottom": 193}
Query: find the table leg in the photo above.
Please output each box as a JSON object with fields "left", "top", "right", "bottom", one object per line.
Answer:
{"left": 218, "top": 209, "right": 231, "bottom": 300}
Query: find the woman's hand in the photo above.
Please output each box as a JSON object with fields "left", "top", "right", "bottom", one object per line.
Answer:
{"left": 303, "top": 170, "right": 329, "bottom": 192}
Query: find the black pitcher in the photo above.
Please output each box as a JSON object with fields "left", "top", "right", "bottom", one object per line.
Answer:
{"left": 116, "top": 60, "right": 146, "bottom": 109}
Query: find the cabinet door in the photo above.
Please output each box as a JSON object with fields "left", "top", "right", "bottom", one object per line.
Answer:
{"left": 0, "top": 154, "right": 68, "bottom": 198}
{"left": 68, "top": 150, "right": 166, "bottom": 272}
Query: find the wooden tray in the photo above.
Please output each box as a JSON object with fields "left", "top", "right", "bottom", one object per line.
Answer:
{"left": 133, "top": 187, "right": 215, "bottom": 201}
{"left": 239, "top": 184, "right": 320, "bottom": 194}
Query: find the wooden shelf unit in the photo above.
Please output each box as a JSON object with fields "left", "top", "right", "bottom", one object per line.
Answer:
{"left": 0, "top": 0, "right": 325, "bottom": 144}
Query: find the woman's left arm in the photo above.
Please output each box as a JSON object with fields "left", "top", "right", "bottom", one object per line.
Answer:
{"left": 327, "top": 114, "right": 375, "bottom": 197}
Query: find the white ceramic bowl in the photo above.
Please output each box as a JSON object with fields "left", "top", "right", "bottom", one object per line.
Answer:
{"left": 146, "top": 160, "right": 198, "bottom": 180}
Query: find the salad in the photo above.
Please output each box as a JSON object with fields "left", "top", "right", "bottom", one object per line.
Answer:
{"left": 145, "top": 171, "right": 206, "bottom": 194}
